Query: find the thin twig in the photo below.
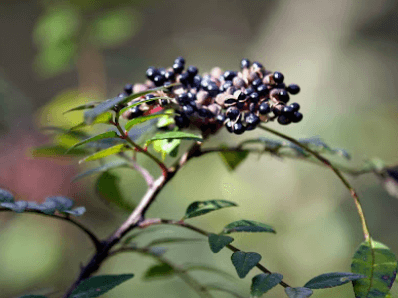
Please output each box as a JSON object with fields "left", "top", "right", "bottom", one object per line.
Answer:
{"left": 258, "top": 124, "right": 370, "bottom": 241}
{"left": 138, "top": 218, "right": 291, "bottom": 288}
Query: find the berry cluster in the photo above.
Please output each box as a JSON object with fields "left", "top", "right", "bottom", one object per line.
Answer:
{"left": 120, "top": 57, "right": 302, "bottom": 135}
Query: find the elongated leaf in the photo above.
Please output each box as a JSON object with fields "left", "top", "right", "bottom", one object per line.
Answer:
{"left": 69, "top": 274, "right": 134, "bottom": 298}
{"left": 221, "top": 220, "right": 276, "bottom": 235}
{"left": 79, "top": 144, "right": 130, "bottom": 163}
{"left": 63, "top": 101, "right": 101, "bottom": 114}
{"left": 0, "top": 189, "right": 14, "bottom": 203}
{"left": 231, "top": 251, "right": 262, "bottom": 279}
{"left": 284, "top": 287, "right": 313, "bottom": 298}
{"left": 303, "top": 272, "right": 365, "bottom": 289}
{"left": 72, "top": 160, "right": 129, "bottom": 182}
{"left": 183, "top": 199, "right": 238, "bottom": 219}
{"left": 143, "top": 263, "right": 174, "bottom": 280}
{"left": 147, "top": 237, "right": 205, "bottom": 247}
{"left": 351, "top": 239, "right": 397, "bottom": 298}
{"left": 125, "top": 112, "right": 175, "bottom": 132}
{"left": 146, "top": 131, "right": 203, "bottom": 145}
{"left": 71, "top": 111, "right": 113, "bottom": 131}
{"left": 96, "top": 171, "right": 136, "bottom": 212}
{"left": 66, "top": 131, "right": 119, "bottom": 153}
{"left": 208, "top": 233, "right": 234, "bottom": 253}
{"left": 219, "top": 150, "right": 249, "bottom": 171}
{"left": 251, "top": 273, "right": 283, "bottom": 297}
{"left": 119, "top": 96, "right": 174, "bottom": 115}
{"left": 157, "top": 112, "right": 175, "bottom": 128}
{"left": 85, "top": 86, "right": 176, "bottom": 124}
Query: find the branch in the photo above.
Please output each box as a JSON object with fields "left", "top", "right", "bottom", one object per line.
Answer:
{"left": 138, "top": 218, "right": 291, "bottom": 289}
{"left": 258, "top": 124, "right": 371, "bottom": 241}
{"left": 108, "top": 247, "right": 215, "bottom": 298}
{"left": 0, "top": 209, "right": 102, "bottom": 252}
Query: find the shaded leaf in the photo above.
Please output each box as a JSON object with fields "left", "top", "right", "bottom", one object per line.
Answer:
{"left": 69, "top": 274, "right": 134, "bottom": 298}
{"left": 45, "top": 196, "right": 74, "bottom": 212}
{"left": 284, "top": 287, "right": 313, "bottom": 298}
{"left": 184, "top": 199, "right": 238, "bottom": 219}
{"left": 66, "top": 131, "right": 119, "bottom": 153}
{"left": 303, "top": 272, "right": 365, "bottom": 289}
{"left": 71, "top": 112, "right": 113, "bottom": 131}
{"left": 0, "top": 189, "right": 14, "bottom": 203}
{"left": 146, "top": 131, "right": 203, "bottom": 145}
{"left": 152, "top": 138, "right": 181, "bottom": 161}
{"left": 63, "top": 101, "right": 101, "bottom": 114}
{"left": 72, "top": 160, "right": 129, "bottom": 182}
{"left": 32, "top": 145, "right": 88, "bottom": 157}
{"left": 147, "top": 237, "right": 205, "bottom": 247}
{"left": 251, "top": 273, "right": 283, "bottom": 297}
{"left": 219, "top": 149, "right": 249, "bottom": 171}
{"left": 143, "top": 263, "right": 174, "bottom": 280}
{"left": 1, "top": 201, "right": 28, "bottom": 213}
{"left": 208, "top": 233, "right": 234, "bottom": 253}
{"left": 231, "top": 251, "right": 261, "bottom": 279}
{"left": 79, "top": 144, "right": 130, "bottom": 163}
{"left": 351, "top": 239, "right": 397, "bottom": 298}
{"left": 125, "top": 112, "right": 175, "bottom": 132}
{"left": 96, "top": 171, "right": 136, "bottom": 212}
{"left": 148, "top": 247, "right": 168, "bottom": 256}
{"left": 222, "top": 220, "right": 276, "bottom": 235}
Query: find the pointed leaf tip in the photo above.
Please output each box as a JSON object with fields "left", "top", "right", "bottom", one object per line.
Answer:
{"left": 231, "top": 251, "right": 261, "bottom": 279}
{"left": 184, "top": 199, "right": 237, "bottom": 219}
{"left": 208, "top": 233, "right": 234, "bottom": 253}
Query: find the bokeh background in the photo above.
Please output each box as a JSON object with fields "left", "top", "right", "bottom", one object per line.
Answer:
{"left": 1, "top": 0, "right": 398, "bottom": 297}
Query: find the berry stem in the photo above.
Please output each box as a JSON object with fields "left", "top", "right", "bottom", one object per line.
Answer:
{"left": 258, "top": 124, "right": 371, "bottom": 241}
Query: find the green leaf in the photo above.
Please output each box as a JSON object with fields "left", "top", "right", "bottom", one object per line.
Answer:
{"left": 152, "top": 138, "right": 181, "bottom": 161}
{"left": 84, "top": 87, "right": 175, "bottom": 124}
{"left": 62, "top": 101, "right": 101, "bottom": 114}
{"left": 119, "top": 97, "right": 173, "bottom": 115}
{"left": 183, "top": 199, "right": 238, "bottom": 219}
{"left": 303, "top": 272, "right": 365, "bottom": 289}
{"left": 204, "top": 284, "right": 246, "bottom": 298}
{"left": 71, "top": 111, "right": 113, "bottom": 131}
{"left": 219, "top": 149, "right": 249, "bottom": 171}
{"left": 125, "top": 112, "right": 175, "bottom": 132}
{"left": 66, "top": 131, "right": 119, "bottom": 153}
{"left": 351, "top": 238, "right": 397, "bottom": 298}
{"left": 221, "top": 220, "right": 276, "bottom": 235}
{"left": 146, "top": 131, "right": 202, "bottom": 145}
{"left": 208, "top": 233, "right": 234, "bottom": 253}
{"left": 231, "top": 251, "right": 262, "bottom": 279}
{"left": 79, "top": 144, "right": 130, "bottom": 163}
{"left": 19, "top": 296, "right": 48, "bottom": 298}
{"left": 143, "top": 263, "right": 174, "bottom": 280}
{"left": 148, "top": 247, "right": 167, "bottom": 256}
{"left": 69, "top": 274, "right": 134, "bottom": 298}
{"left": 44, "top": 196, "right": 74, "bottom": 212}
{"left": 251, "top": 273, "right": 283, "bottom": 297}
{"left": 157, "top": 112, "right": 175, "bottom": 128}
{"left": 96, "top": 171, "right": 136, "bottom": 212}
{"left": 0, "top": 189, "right": 14, "bottom": 203}
{"left": 32, "top": 145, "right": 88, "bottom": 157}
{"left": 284, "top": 287, "right": 313, "bottom": 298}
{"left": 147, "top": 237, "right": 205, "bottom": 247}
{"left": 72, "top": 160, "right": 129, "bottom": 182}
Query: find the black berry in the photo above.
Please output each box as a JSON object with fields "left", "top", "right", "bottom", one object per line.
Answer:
{"left": 252, "top": 78, "right": 263, "bottom": 89}
{"left": 177, "top": 93, "right": 189, "bottom": 105}
{"left": 249, "top": 92, "right": 260, "bottom": 103}
{"left": 128, "top": 106, "right": 143, "bottom": 119}
{"left": 240, "top": 58, "right": 251, "bottom": 69}
{"left": 244, "top": 88, "right": 254, "bottom": 96}
{"left": 216, "top": 114, "right": 226, "bottom": 124}
{"left": 221, "top": 80, "right": 233, "bottom": 92}
{"left": 226, "top": 107, "right": 240, "bottom": 120}
{"left": 287, "top": 84, "right": 300, "bottom": 95}
{"left": 273, "top": 72, "right": 284, "bottom": 84}
{"left": 174, "top": 114, "right": 190, "bottom": 128}
{"left": 174, "top": 56, "right": 185, "bottom": 65}
{"left": 259, "top": 102, "right": 271, "bottom": 114}
{"left": 291, "top": 112, "right": 303, "bottom": 123}
{"left": 252, "top": 61, "right": 263, "bottom": 70}
{"left": 289, "top": 102, "right": 300, "bottom": 111}
{"left": 145, "top": 93, "right": 156, "bottom": 102}
{"left": 124, "top": 84, "right": 133, "bottom": 95}
{"left": 282, "top": 105, "right": 295, "bottom": 116}
{"left": 206, "top": 82, "right": 219, "bottom": 97}
{"left": 179, "top": 72, "right": 190, "bottom": 86}
{"left": 192, "top": 75, "right": 202, "bottom": 89}
{"left": 164, "top": 70, "right": 175, "bottom": 81}
{"left": 272, "top": 105, "right": 284, "bottom": 116}
{"left": 182, "top": 105, "right": 194, "bottom": 116}
{"left": 225, "top": 120, "right": 234, "bottom": 133}
{"left": 233, "top": 122, "right": 245, "bottom": 134}
{"left": 187, "top": 92, "right": 196, "bottom": 101}
{"left": 158, "top": 68, "right": 166, "bottom": 76}
{"left": 278, "top": 90, "right": 290, "bottom": 103}
{"left": 160, "top": 98, "right": 169, "bottom": 106}
{"left": 146, "top": 67, "right": 158, "bottom": 80}
{"left": 245, "top": 113, "right": 260, "bottom": 126}
{"left": 223, "top": 70, "right": 237, "bottom": 81}
{"left": 173, "top": 62, "right": 184, "bottom": 74}
{"left": 187, "top": 66, "right": 198, "bottom": 77}
{"left": 153, "top": 75, "right": 165, "bottom": 86}
{"left": 277, "top": 114, "right": 291, "bottom": 125}
{"left": 198, "top": 108, "right": 209, "bottom": 118}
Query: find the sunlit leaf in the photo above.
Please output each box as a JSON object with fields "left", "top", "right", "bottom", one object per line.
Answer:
{"left": 231, "top": 251, "right": 261, "bottom": 279}
{"left": 221, "top": 220, "right": 276, "bottom": 235}
{"left": 250, "top": 273, "right": 283, "bottom": 297}
{"left": 183, "top": 199, "right": 237, "bottom": 219}
{"left": 208, "top": 233, "right": 234, "bottom": 253}
{"left": 79, "top": 144, "right": 130, "bottom": 163}
{"left": 303, "top": 272, "right": 365, "bottom": 289}
{"left": 69, "top": 274, "right": 134, "bottom": 298}
{"left": 146, "top": 131, "right": 203, "bottom": 145}
{"left": 351, "top": 238, "right": 397, "bottom": 298}
{"left": 66, "top": 131, "right": 119, "bottom": 153}
{"left": 125, "top": 112, "right": 175, "bottom": 132}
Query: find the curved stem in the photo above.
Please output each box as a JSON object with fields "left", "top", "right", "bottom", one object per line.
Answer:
{"left": 0, "top": 209, "right": 102, "bottom": 252}
{"left": 138, "top": 218, "right": 291, "bottom": 288}
{"left": 258, "top": 124, "right": 370, "bottom": 240}
{"left": 108, "top": 247, "right": 214, "bottom": 298}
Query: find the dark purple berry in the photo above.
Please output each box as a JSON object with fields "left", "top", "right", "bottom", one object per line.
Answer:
{"left": 187, "top": 92, "right": 196, "bottom": 101}
{"left": 237, "top": 91, "right": 247, "bottom": 102}
{"left": 128, "top": 106, "right": 143, "bottom": 119}
{"left": 282, "top": 105, "right": 295, "bottom": 116}
{"left": 164, "top": 70, "right": 175, "bottom": 81}
{"left": 272, "top": 105, "right": 283, "bottom": 116}
{"left": 291, "top": 112, "right": 303, "bottom": 123}
{"left": 252, "top": 78, "right": 262, "bottom": 89}
{"left": 174, "top": 114, "right": 189, "bottom": 128}
{"left": 225, "top": 120, "right": 234, "bottom": 133}
{"left": 226, "top": 107, "right": 240, "bottom": 120}
{"left": 277, "top": 114, "right": 291, "bottom": 125}
{"left": 273, "top": 72, "right": 284, "bottom": 84}
{"left": 178, "top": 93, "right": 189, "bottom": 105}
{"left": 245, "top": 113, "right": 260, "bottom": 126}
{"left": 124, "top": 84, "right": 133, "bottom": 95}
{"left": 158, "top": 68, "right": 166, "bottom": 75}
{"left": 224, "top": 97, "right": 237, "bottom": 107}
{"left": 249, "top": 92, "right": 260, "bottom": 103}
{"left": 192, "top": 75, "right": 202, "bottom": 89}
{"left": 163, "top": 81, "right": 173, "bottom": 92}
{"left": 223, "top": 70, "right": 237, "bottom": 81}
{"left": 173, "top": 63, "right": 184, "bottom": 74}
{"left": 244, "top": 87, "right": 254, "bottom": 96}
{"left": 259, "top": 102, "right": 271, "bottom": 114}
{"left": 182, "top": 105, "right": 194, "bottom": 116}
{"left": 198, "top": 108, "right": 209, "bottom": 118}
{"left": 275, "top": 83, "right": 286, "bottom": 89}
{"left": 289, "top": 102, "right": 300, "bottom": 111}
{"left": 145, "top": 93, "right": 156, "bottom": 101}
{"left": 174, "top": 56, "right": 185, "bottom": 65}
{"left": 287, "top": 84, "right": 300, "bottom": 95}
{"left": 278, "top": 90, "right": 290, "bottom": 103}
{"left": 179, "top": 72, "right": 190, "bottom": 86}
{"left": 221, "top": 80, "right": 233, "bottom": 92}
{"left": 240, "top": 58, "right": 250, "bottom": 69}
{"left": 153, "top": 75, "right": 165, "bottom": 86}
{"left": 256, "top": 84, "right": 268, "bottom": 97}
{"left": 187, "top": 65, "right": 198, "bottom": 77}
{"left": 206, "top": 82, "right": 219, "bottom": 97}
{"left": 146, "top": 67, "right": 158, "bottom": 80}
{"left": 233, "top": 122, "right": 245, "bottom": 134}
{"left": 252, "top": 61, "right": 263, "bottom": 69}
{"left": 160, "top": 98, "right": 169, "bottom": 106}
{"left": 216, "top": 114, "right": 226, "bottom": 124}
